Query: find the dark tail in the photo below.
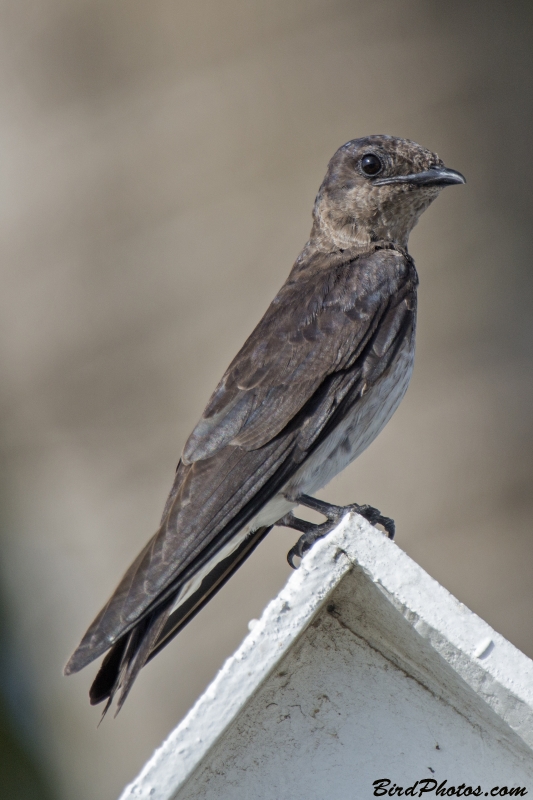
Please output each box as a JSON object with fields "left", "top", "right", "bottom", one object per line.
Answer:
{"left": 89, "top": 524, "right": 273, "bottom": 717}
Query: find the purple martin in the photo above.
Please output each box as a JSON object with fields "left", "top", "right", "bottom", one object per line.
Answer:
{"left": 64, "top": 135, "right": 465, "bottom": 714}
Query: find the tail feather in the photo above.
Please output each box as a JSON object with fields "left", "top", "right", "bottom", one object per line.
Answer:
{"left": 89, "top": 600, "right": 172, "bottom": 718}
{"left": 114, "top": 602, "right": 172, "bottom": 715}
{"left": 89, "top": 635, "right": 128, "bottom": 706}
{"left": 88, "top": 525, "right": 272, "bottom": 716}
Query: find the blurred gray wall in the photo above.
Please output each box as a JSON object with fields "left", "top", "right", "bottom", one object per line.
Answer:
{"left": 0, "top": 1, "right": 532, "bottom": 798}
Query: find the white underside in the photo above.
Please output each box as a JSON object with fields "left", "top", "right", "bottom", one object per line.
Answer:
{"left": 170, "top": 337, "right": 415, "bottom": 615}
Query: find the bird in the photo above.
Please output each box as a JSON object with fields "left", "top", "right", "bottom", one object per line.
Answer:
{"left": 64, "top": 135, "right": 465, "bottom": 715}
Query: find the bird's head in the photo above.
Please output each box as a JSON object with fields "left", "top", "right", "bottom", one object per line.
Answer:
{"left": 312, "top": 135, "right": 465, "bottom": 251}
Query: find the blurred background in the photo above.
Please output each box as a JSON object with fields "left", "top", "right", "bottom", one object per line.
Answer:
{"left": 0, "top": 1, "right": 532, "bottom": 797}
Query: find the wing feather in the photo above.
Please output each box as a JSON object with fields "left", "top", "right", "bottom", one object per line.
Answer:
{"left": 183, "top": 249, "right": 408, "bottom": 461}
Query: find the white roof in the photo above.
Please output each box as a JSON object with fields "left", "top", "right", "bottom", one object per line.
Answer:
{"left": 119, "top": 514, "right": 533, "bottom": 799}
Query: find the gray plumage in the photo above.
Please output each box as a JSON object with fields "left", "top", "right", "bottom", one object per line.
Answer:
{"left": 64, "top": 135, "right": 465, "bottom": 714}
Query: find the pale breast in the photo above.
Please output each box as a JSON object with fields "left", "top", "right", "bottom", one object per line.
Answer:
{"left": 286, "top": 330, "right": 416, "bottom": 498}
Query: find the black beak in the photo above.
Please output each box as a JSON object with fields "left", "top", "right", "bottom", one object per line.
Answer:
{"left": 373, "top": 165, "right": 466, "bottom": 188}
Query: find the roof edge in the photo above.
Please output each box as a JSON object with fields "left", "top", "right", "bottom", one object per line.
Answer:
{"left": 119, "top": 514, "right": 533, "bottom": 800}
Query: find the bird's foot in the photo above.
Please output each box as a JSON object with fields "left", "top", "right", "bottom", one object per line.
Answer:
{"left": 277, "top": 494, "right": 395, "bottom": 569}
{"left": 277, "top": 513, "right": 337, "bottom": 569}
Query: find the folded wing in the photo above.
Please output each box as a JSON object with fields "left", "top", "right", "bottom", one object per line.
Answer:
{"left": 64, "top": 246, "right": 416, "bottom": 711}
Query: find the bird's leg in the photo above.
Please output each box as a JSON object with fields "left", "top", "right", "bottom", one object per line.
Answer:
{"left": 277, "top": 494, "right": 395, "bottom": 569}
{"left": 297, "top": 495, "right": 395, "bottom": 540}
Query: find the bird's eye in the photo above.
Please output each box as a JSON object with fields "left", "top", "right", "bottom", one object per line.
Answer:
{"left": 360, "top": 153, "right": 383, "bottom": 177}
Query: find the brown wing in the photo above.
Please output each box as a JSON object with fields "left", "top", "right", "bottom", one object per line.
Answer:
{"left": 65, "top": 247, "right": 416, "bottom": 709}
{"left": 183, "top": 259, "right": 391, "bottom": 459}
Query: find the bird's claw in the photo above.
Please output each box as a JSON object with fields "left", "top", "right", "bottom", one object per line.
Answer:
{"left": 285, "top": 520, "right": 335, "bottom": 569}
{"left": 278, "top": 495, "right": 395, "bottom": 569}
{"left": 344, "top": 503, "right": 395, "bottom": 540}
{"left": 286, "top": 541, "right": 304, "bottom": 570}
